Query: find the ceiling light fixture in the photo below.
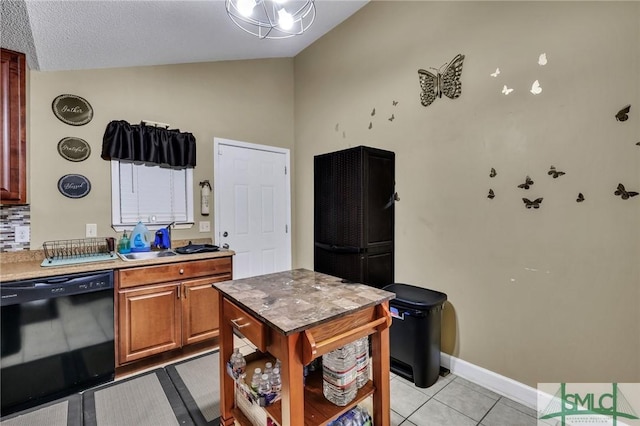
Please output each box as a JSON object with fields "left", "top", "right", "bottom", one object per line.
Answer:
{"left": 225, "top": 0, "right": 316, "bottom": 39}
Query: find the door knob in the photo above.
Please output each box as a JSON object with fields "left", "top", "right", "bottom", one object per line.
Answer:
{"left": 222, "top": 243, "right": 229, "bottom": 249}
{"left": 223, "top": 231, "right": 228, "bottom": 237}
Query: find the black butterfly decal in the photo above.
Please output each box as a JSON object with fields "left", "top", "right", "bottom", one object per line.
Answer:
{"left": 636, "top": 142, "right": 640, "bottom": 146}
{"left": 548, "top": 165, "right": 566, "bottom": 179}
{"left": 576, "top": 193, "right": 585, "bottom": 202}
{"left": 392, "top": 100, "right": 398, "bottom": 106}
{"left": 614, "top": 183, "right": 639, "bottom": 199}
{"left": 418, "top": 54, "right": 465, "bottom": 107}
{"left": 371, "top": 108, "right": 376, "bottom": 116}
{"left": 518, "top": 176, "right": 534, "bottom": 189}
{"left": 487, "top": 189, "right": 495, "bottom": 199}
{"left": 523, "top": 198, "right": 543, "bottom": 209}
{"left": 368, "top": 122, "right": 372, "bottom": 130}
{"left": 388, "top": 114, "right": 395, "bottom": 122}
{"left": 615, "top": 105, "right": 630, "bottom": 122}
{"left": 489, "top": 168, "right": 496, "bottom": 178}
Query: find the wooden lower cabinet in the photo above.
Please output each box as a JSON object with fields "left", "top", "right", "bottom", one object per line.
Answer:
{"left": 116, "top": 256, "right": 232, "bottom": 366}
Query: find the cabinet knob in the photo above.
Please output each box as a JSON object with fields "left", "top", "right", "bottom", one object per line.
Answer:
{"left": 222, "top": 243, "right": 229, "bottom": 249}
{"left": 179, "top": 268, "right": 184, "bottom": 274}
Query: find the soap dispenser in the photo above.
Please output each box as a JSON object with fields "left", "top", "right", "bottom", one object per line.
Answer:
{"left": 130, "top": 221, "right": 151, "bottom": 252}
{"left": 118, "top": 231, "right": 131, "bottom": 254}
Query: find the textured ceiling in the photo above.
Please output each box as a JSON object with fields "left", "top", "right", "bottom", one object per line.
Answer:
{"left": 1, "top": 0, "right": 367, "bottom": 71}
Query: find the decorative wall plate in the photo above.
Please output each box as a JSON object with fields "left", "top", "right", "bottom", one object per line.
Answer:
{"left": 52, "top": 94, "right": 93, "bottom": 126}
{"left": 58, "top": 174, "right": 91, "bottom": 198}
{"left": 57, "top": 137, "right": 91, "bottom": 162}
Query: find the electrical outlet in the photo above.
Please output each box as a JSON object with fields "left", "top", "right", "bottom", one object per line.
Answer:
{"left": 86, "top": 223, "right": 98, "bottom": 237}
{"left": 199, "top": 221, "right": 211, "bottom": 233}
{"left": 15, "top": 225, "right": 30, "bottom": 243}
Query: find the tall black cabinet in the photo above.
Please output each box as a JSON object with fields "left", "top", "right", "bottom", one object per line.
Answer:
{"left": 314, "top": 146, "right": 395, "bottom": 289}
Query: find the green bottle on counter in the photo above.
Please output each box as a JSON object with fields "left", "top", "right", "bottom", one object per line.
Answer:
{"left": 118, "top": 231, "right": 131, "bottom": 254}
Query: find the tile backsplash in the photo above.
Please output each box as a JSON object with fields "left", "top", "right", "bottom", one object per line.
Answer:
{"left": 0, "top": 205, "right": 31, "bottom": 252}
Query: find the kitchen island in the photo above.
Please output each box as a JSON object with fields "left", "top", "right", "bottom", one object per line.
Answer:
{"left": 214, "top": 269, "right": 395, "bottom": 426}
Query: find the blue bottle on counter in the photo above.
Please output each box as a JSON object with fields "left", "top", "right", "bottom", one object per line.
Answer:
{"left": 130, "top": 221, "right": 151, "bottom": 252}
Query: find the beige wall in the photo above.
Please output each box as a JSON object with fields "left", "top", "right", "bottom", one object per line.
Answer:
{"left": 294, "top": 2, "right": 640, "bottom": 386}
{"left": 28, "top": 59, "right": 294, "bottom": 247}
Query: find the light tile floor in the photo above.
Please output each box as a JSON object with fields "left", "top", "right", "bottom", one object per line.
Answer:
{"left": 234, "top": 335, "right": 542, "bottom": 426}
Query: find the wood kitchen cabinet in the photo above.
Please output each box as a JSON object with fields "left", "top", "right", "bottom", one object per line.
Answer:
{"left": 0, "top": 49, "right": 27, "bottom": 204}
{"left": 116, "top": 256, "right": 232, "bottom": 365}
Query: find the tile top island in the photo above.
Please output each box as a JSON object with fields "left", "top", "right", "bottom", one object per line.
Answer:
{"left": 214, "top": 269, "right": 395, "bottom": 426}
{"left": 213, "top": 268, "right": 395, "bottom": 336}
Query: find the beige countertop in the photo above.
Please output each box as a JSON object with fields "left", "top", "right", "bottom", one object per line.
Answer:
{"left": 0, "top": 248, "right": 234, "bottom": 282}
{"left": 214, "top": 268, "right": 395, "bottom": 335}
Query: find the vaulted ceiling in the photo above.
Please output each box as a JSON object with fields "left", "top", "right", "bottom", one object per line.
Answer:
{"left": 1, "top": 0, "right": 367, "bottom": 71}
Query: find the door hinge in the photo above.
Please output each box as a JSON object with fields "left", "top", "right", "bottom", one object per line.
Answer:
{"left": 286, "top": 224, "right": 288, "bottom": 233}
{"left": 284, "top": 166, "right": 287, "bottom": 175}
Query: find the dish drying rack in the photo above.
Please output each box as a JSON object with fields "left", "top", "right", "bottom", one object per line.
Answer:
{"left": 41, "top": 237, "right": 117, "bottom": 267}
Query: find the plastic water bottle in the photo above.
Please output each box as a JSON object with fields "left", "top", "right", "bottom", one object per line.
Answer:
{"left": 250, "top": 367, "right": 262, "bottom": 392}
{"left": 264, "top": 362, "right": 273, "bottom": 380}
{"left": 258, "top": 373, "right": 271, "bottom": 397}
{"left": 231, "top": 348, "right": 246, "bottom": 377}
{"left": 322, "top": 342, "right": 357, "bottom": 406}
{"left": 354, "top": 337, "right": 369, "bottom": 389}
{"left": 270, "top": 367, "right": 282, "bottom": 393}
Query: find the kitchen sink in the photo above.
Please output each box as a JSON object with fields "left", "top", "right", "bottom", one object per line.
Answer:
{"left": 117, "top": 250, "right": 178, "bottom": 261}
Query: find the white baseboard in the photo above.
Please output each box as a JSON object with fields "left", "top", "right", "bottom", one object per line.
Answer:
{"left": 440, "top": 352, "right": 538, "bottom": 409}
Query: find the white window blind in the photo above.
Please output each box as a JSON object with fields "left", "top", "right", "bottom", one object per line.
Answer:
{"left": 111, "top": 161, "right": 193, "bottom": 227}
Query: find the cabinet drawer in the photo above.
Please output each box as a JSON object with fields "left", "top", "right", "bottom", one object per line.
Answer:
{"left": 223, "top": 299, "right": 266, "bottom": 352}
{"left": 119, "top": 257, "right": 232, "bottom": 289}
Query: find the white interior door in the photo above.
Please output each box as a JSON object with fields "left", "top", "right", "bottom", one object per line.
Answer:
{"left": 214, "top": 138, "right": 291, "bottom": 279}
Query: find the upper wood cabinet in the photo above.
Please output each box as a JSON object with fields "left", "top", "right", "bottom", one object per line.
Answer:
{"left": 1, "top": 49, "right": 27, "bottom": 205}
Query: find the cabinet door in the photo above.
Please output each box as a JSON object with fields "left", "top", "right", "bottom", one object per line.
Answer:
{"left": 118, "top": 283, "right": 181, "bottom": 364}
{"left": 182, "top": 275, "right": 229, "bottom": 345}
{"left": 0, "top": 49, "right": 27, "bottom": 204}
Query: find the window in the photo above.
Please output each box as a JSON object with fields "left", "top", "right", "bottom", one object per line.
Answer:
{"left": 111, "top": 160, "right": 193, "bottom": 229}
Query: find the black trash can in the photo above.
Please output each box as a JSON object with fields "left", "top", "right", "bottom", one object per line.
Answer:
{"left": 383, "top": 283, "right": 447, "bottom": 388}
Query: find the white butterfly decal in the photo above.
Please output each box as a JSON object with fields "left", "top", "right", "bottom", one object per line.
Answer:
{"left": 538, "top": 53, "right": 547, "bottom": 66}
{"left": 490, "top": 68, "right": 500, "bottom": 77}
{"left": 418, "top": 54, "right": 465, "bottom": 107}
{"left": 502, "top": 85, "right": 514, "bottom": 95}
{"left": 530, "top": 80, "right": 542, "bottom": 95}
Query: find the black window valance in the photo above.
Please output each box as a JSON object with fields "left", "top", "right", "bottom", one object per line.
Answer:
{"left": 101, "top": 120, "right": 196, "bottom": 168}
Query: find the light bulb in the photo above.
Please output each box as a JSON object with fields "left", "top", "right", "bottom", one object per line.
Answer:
{"left": 278, "top": 8, "right": 294, "bottom": 30}
{"left": 237, "top": 0, "right": 256, "bottom": 17}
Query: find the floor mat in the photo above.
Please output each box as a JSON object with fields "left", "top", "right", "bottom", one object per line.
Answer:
{"left": 82, "top": 368, "right": 193, "bottom": 426}
{"left": 165, "top": 351, "right": 220, "bottom": 426}
{"left": 0, "top": 394, "right": 82, "bottom": 426}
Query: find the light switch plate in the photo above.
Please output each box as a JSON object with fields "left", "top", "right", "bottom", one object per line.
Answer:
{"left": 199, "top": 221, "right": 211, "bottom": 233}
{"left": 86, "top": 223, "right": 97, "bottom": 237}
{"left": 15, "top": 226, "right": 30, "bottom": 243}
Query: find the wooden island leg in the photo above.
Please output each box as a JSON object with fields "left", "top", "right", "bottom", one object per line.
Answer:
{"left": 371, "top": 302, "right": 391, "bottom": 426}
{"left": 276, "top": 332, "right": 305, "bottom": 426}
{"left": 219, "top": 293, "right": 236, "bottom": 426}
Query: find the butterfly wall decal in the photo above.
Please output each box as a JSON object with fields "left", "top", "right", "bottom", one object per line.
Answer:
{"left": 538, "top": 53, "right": 548, "bottom": 66}
{"left": 576, "top": 193, "right": 585, "bottom": 202}
{"left": 614, "top": 183, "right": 639, "bottom": 199}
{"left": 490, "top": 68, "right": 500, "bottom": 77}
{"left": 636, "top": 142, "right": 640, "bottom": 146}
{"left": 502, "top": 85, "right": 514, "bottom": 95}
{"left": 616, "top": 105, "right": 630, "bottom": 122}
{"left": 418, "top": 54, "right": 465, "bottom": 107}
{"left": 523, "top": 198, "right": 543, "bottom": 209}
{"left": 489, "top": 168, "right": 497, "bottom": 178}
{"left": 368, "top": 122, "right": 372, "bottom": 130}
{"left": 371, "top": 108, "right": 376, "bottom": 116}
{"left": 388, "top": 114, "right": 395, "bottom": 122}
{"left": 518, "top": 176, "right": 534, "bottom": 189}
{"left": 530, "top": 80, "right": 542, "bottom": 95}
{"left": 487, "top": 189, "right": 495, "bottom": 199}
{"left": 548, "top": 165, "right": 565, "bottom": 178}
{"left": 392, "top": 100, "right": 398, "bottom": 106}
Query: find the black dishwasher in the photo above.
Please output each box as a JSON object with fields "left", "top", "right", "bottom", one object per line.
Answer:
{"left": 1, "top": 270, "right": 115, "bottom": 416}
